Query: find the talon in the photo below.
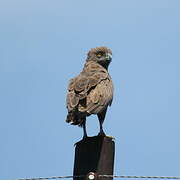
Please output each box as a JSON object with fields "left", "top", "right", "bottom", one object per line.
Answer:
{"left": 82, "top": 135, "right": 88, "bottom": 139}
{"left": 98, "top": 131, "right": 106, "bottom": 137}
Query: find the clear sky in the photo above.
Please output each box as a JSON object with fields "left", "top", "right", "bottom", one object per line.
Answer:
{"left": 1, "top": 0, "right": 180, "bottom": 179}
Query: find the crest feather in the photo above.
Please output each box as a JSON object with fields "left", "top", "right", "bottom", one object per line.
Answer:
{"left": 87, "top": 46, "right": 112, "bottom": 57}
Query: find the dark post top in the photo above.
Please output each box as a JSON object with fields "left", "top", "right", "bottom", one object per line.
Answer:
{"left": 73, "top": 136, "right": 115, "bottom": 180}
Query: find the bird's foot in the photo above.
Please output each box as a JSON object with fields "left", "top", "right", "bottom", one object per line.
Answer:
{"left": 82, "top": 135, "right": 88, "bottom": 140}
{"left": 98, "top": 131, "right": 106, "bottom": 137}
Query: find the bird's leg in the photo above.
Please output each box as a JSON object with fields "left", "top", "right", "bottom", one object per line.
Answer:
{"left": 97, "top": 108, "right": 107, "bottom": 137}
{"left": 98, "top": 119, "right": 106, "bottom": 136}
{"left": 82, "top": 118, "right": 88, "bottom": 139}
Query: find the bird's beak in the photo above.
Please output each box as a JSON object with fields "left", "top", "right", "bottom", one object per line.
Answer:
{"left": 106, "top": 53, "right": 112, "bottom": 61}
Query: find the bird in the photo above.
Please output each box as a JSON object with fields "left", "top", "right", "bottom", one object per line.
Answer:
{"left": 66, "top": 46, "right": 113, "bottom": 139}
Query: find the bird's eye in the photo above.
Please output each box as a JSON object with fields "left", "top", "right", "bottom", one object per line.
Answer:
{"left": 96, "top": 52, "right": 103, "bottom": 58}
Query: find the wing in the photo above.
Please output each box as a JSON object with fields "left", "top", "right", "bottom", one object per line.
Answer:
{"left": 67, "top": 72, "right": 110, "bottom": 112}
{"left": 86, "top": 76, "right": 113, "bottom": 114}
{"left": 66, "top": 77, "right": 80, "bottom": 111}
{"left": 66, "top": 74, "right": 90, "bottom": 112}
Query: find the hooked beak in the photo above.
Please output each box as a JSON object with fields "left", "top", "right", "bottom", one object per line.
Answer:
{"left": 106, "top": 53, "right": 112, "bottom": 61}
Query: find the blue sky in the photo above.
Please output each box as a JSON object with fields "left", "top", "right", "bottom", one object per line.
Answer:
{"left": 0, "top": 0, "right": 180, "bottom": 179}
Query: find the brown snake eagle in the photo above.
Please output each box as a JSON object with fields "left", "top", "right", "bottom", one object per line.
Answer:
{"left": 66, "top": 46, "right": 113, "bottom": 139}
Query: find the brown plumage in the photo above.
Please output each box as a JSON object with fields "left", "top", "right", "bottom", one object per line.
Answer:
{"left": 66, "top": 46, "right": 113, "bottom": 138}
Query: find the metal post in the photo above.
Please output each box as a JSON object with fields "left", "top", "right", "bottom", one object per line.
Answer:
{"left": 73, "top": 136, "right": 115, "bottom": 180}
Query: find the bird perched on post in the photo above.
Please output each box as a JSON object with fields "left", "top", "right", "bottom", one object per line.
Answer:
{"left": 66, "top": 46, "right": 113, "bottom": 139}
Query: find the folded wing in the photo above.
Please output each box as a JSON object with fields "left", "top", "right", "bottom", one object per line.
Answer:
{"left": 66, "top": 62, "right": 113, "bottom": 124}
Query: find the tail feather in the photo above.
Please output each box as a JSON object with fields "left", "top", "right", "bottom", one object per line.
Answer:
{"left": 66, "top": 111, "right": 77, "bottom": 125}
{"left": 66, "top": 111, "right": 86, "bottom": 126}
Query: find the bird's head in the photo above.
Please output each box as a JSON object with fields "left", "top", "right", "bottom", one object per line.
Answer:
{"left": 86, "top": 46, "right": 112, "bottom": 69}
